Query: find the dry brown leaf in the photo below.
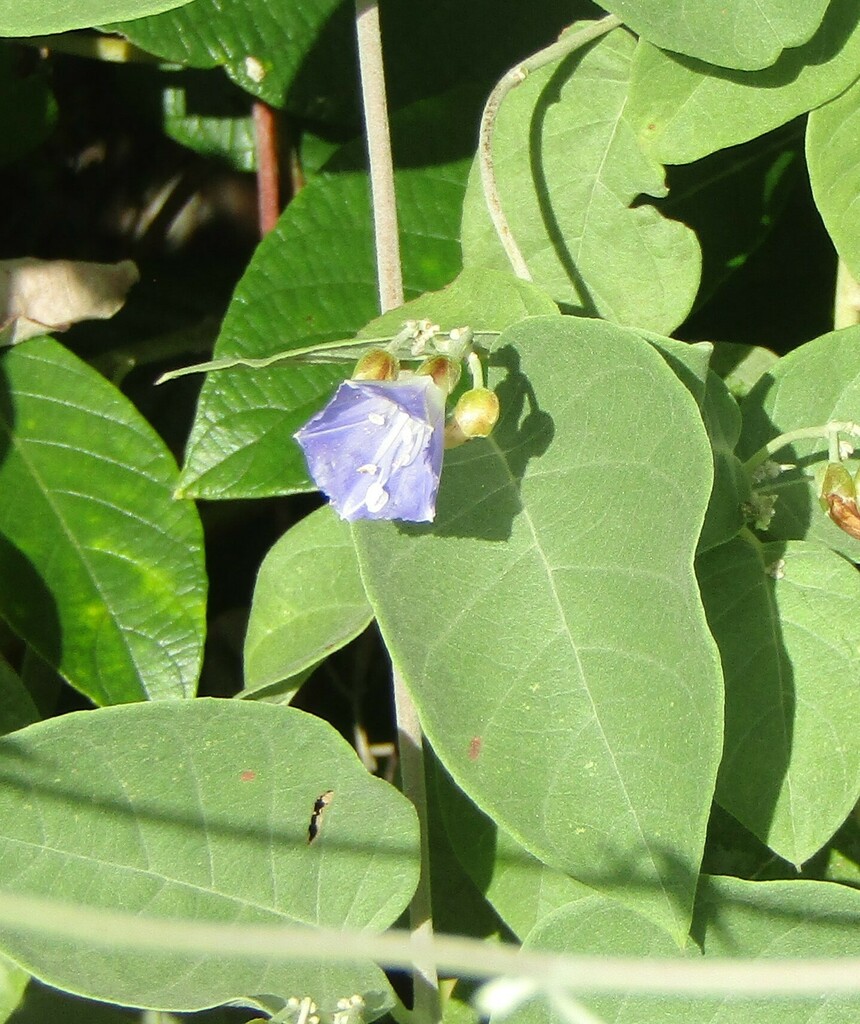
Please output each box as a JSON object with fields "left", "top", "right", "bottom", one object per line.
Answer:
{"left": 0, "top": 258, "right": 139, "bottom": 344}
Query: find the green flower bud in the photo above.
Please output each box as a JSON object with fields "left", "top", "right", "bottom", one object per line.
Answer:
{"left": 416, "top": 355, "right": 461, "bottom": 395}
{"left": 444, "top": 387, "right": 499, "bottom": 448}
{"left": 352, "top": 348, "right": 399, "bottom": 381}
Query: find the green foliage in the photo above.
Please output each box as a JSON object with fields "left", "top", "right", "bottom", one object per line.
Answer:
{"left": 0, "top": 700, "right": 417, "bottom": 1014}
{"left": 354, "top": 316, "right": 724, "bottom": 941}
{"left": 0, "top": 0, "right": 195, "bottom": 35}
{"left": 600, "top": 0, "right": 830, "bottom": 70}
{"left": 0, "top": 0, "right": 858, "bottom": 1020}
{"left": 807, "top": 72, "right": 860, "bottom": 279}
{"left": 461, "top": 28, "right": 700, "bottom": 333}
{"left": 628, "top": 0, "right": 860, "bottom": 164}
{"left": 243, "top": 507, "right": 372, "bottom": 698}
{"left": 0, "top": 338, "right": 206, "bottom": 705}
{"left": 509, "top": 876, "right": 860, "bottom": 1024}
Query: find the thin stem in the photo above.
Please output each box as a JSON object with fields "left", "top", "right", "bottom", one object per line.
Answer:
{"left": 743, "top": 421, "right": 860, "bottom": 475}
{"left": 478, "top": 14, "right": 622, "bottom": 279}
{"left": 354, "top": 2, "right": 437, "bottom": 1020}
{"left": 1, "top": 889, "right": 859, "bottom": 999}
{"left": 252, "top": 101, "right": 281, "bottom": 236}
{"left": 355, "top": 0, "right": 404, "bottom": 313}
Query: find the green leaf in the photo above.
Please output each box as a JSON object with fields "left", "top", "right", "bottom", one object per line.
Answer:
{"left": 434, "top": 758, "right": 590, "bottom": 941}
{"left": 243, "top": 508, "right": 372, "bottom": 696}
{"left": 627, "top": 0, "right": 860, "bottom": 164}
{"left": 110, "top": 0, "right": 581, "bottom": 122}
{"left": 357, "top": 268, "right": 560, "bottom": 343}
{"left": 709, "top": 341, "right": 779, "bottom": 400}
{"left": 0, "top": 954, "right": 27, "bottom": 1024}
{"left": 460, "top": 28, "right": 700, "bottom": 334}
{"left": 602, "top": 0, "right": 830, "bottom": 71}
{"left": 0, "top": 338, "right": 206, "bottom": 705}
{"left": 0, "top": 658, "right": 38, "bottom": 737}
{"left": 507, "top": 875, "right": 860, "bottom": 1024}
{"left": 698, "top": 370, "right": 750, "bottom": 553}
{"left": 0, "top": 0, "right": 195, "bottom": 35}
{"left": 353, "top": 316, "right": 724, "bottom": 941}
{"left": 697, "top": 534, "right": 860, "bottom": 867}
{"left": 162, "top": 70, "right": 257, "bottom": 172}
{"left": 0, "top": 699, "right": 418, "bottom": 1014}
{"left": 808, "top": 72, "right": 860, "bottom": 280}
{"left": 175, "top": 89, "right": 473, "bottom": 499}
{"left": 737, "top": 325, "right": 860, "bottom": 562}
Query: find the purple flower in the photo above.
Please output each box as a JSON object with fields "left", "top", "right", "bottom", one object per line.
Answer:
{"left": 294, "top": 375, "right": 446, "bottom": 522}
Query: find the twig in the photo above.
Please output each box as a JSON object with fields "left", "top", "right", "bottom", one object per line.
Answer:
{"left": 253, "top": 101, "right": 281, "bottom": 236}
{"left": 478, "top": 14, "right": 622, "bottom": 279}
{"left": 354, "top": 2, "right": 437, "bottom": 1020}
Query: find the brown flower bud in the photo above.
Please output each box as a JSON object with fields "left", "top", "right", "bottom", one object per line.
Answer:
{"left": 352, "top": 348, "right": 399, "bottom": 381}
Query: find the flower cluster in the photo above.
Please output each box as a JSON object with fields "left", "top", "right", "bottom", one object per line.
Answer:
{"left": 294, "top": 324, "right": 499, "bottom": 523}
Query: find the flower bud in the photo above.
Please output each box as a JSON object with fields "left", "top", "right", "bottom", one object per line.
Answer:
{"left": 444, "top": 387, "right": 499, "bottom": 448}
{"left": 352, "top": 348, "right": 399, "bottom": 381}
{"left": 416, "top": 355, "right": 461, "bottom": 395}
{"left": 820, "top": 462, "right": 860, "bottom": 540}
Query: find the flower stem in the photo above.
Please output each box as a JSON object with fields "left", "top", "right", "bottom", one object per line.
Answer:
{"left": 478, "top": 14, "right": 622, "bottom": 279}
{"left": 743, "top": 421, "right": 860, "bottom": 475}
{"left": 354, "top": 3, "right": 439, "bottom": 1021}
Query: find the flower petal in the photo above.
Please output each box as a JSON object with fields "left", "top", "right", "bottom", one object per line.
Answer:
{"left": 294, "top": 376, "right": 446, "bottom": 522}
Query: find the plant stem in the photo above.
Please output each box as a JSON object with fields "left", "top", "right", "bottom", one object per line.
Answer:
{"left": 354, "top": 3, "right": 438, "bottom": 1020}
{"left": 2, "top": 889, "right": 859, "bottom": 1000}
{"left": 743, "top": 421, "right": 860, "bottom": 474}
{"left": 355, "top": 0, "right": 404, "bottom": 313}
{"left": 252, "top": 101, "right": 281, "bottom": 236}
{"left": 478, "top": 14, "right": 622, "bottom": 279}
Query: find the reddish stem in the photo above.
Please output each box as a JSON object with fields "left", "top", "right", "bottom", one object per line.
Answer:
{"left": 252, "top": 101, "right": 281, "bottom": 236}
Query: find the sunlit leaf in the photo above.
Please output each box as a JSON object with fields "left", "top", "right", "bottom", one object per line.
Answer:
{"left": 601, "top": 0, "right": 829, "bottom": 71}
{"left": 0, "top": 700, "right": 418, "bottom": 1014}
{"left": 354, "top": 316, "right": 723, "bottom": 940}
{"left": 628, "top": 0, "right": 860, "bottom": 164}
{"left": 460, "top": 28, "right": 700, "bottom": 334}
{"left": 698, "top": 534, "right": 860, "bottom": 867}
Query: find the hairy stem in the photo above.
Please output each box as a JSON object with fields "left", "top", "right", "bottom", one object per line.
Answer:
{"left": 354, "top": 3, "right": 438, "bottom": 1020}
{"left": 355, "top": 0, "right": 404, "bottom": 312}
{"left": 478, "top": 14, "right": 622, "bottom": 279}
